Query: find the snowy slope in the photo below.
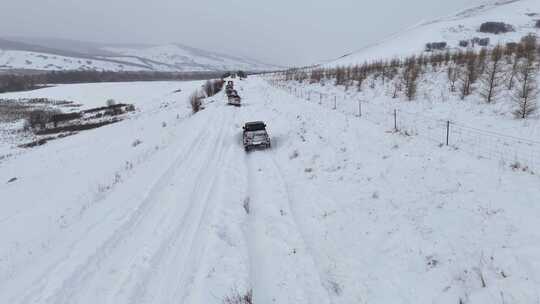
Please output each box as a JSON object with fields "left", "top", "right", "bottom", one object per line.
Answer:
{"left": 1, "top": 77, "right": 539, "bottom": 303}
{"left": 103, "top": 44, "right": 274, "bottom": 72}
{"left": 0, "top": 49, "right": 147, "bottom": 72}
{"left": 0, "top": 38, "right": 276, "bottom": 72}
{"left": 327, "top": 0, "right": 540, "bottom": 67}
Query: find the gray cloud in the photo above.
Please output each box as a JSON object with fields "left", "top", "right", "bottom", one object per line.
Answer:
{"left": 0, "top": 0, "right": 480, "bottom": 66}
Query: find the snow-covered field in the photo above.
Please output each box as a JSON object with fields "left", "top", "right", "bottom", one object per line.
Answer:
{"left": 0, "top": 81, "right": 194, "bottom": 110}
{"left": 1, "top": 77, "right": 539, "bottom": 303}
{"left": 0, "top": 81, "right": 199, "bottom": 157}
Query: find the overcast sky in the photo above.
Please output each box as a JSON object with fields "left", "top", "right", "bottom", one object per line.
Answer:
{"left": 1, "top": 0, "right": 480, "bottom": 66}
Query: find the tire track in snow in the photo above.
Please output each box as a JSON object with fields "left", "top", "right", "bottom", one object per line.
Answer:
{"left": 263, "top": 77, "right": 395, "bottom": 302}
{"left": 270, "top": 155, "right": 338, "bottom": 302}
{"left": 249, "top": 78, "right": 348, "bottom": 303}
{"left": 15, "top": 110, "right": 221, "bottom": 304}
{"left": 245, "top": 153, "right": 331, "bottom": 304}
{"left": 174, "top": 108, "right": 241, "bottom": 303}
{"left": 243, "top": 115, "right": 331, "bottom": 304}
{"left": 131, "top": 106, "right": 238, "bottom": 304}
{"left": 264, "top": 78, "right": 336, "bottom": 302}
{"left": 57, "top": 124, "right": 215, "bottom": 303}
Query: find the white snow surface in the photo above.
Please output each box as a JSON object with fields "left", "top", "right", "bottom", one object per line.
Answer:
{"left": 0, "top": 81, "right": 191, "bottom": 110}
{"left": 326, "top": 0, "right": 540, "bottom": 67}
{"left": 1, "top": 77, "right": 540, "bottom": 303}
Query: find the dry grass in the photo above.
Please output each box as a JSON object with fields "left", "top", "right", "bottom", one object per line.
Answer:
{"left": 223, "top": 289, "right": 253, "bottom": 304}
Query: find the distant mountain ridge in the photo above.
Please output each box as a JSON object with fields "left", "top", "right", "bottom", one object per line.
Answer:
{"left": 0, "top": 36, "right": 277, "bottom": 72}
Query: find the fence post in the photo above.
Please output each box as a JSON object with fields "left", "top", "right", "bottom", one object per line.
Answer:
{"left": 393, "top": 109, "right": 397, "bottom": 131}
{"left": 334, "top": 96, "right": 337, "bottom": 110}
{"left": 358, "top": 100, "right": 362, "bottom": 117}
{"left": 308, "top": 91, "right": 311, "bottom": 101}
{"left": 319, "top": 93, "right": 322, "bottom": 105}
{"left": 446, "top": 121, "right": 450, "bottom": 146}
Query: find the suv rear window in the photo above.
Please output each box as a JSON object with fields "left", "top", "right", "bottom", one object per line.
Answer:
{"left": 244, "top": 122, "right": 266, "bottom": 131}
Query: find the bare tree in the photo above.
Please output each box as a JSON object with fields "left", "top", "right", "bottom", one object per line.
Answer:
{"left": 392, "top": 75, "right": 403, "bottom": 98}
{"left": 513, "top": 38, "right": 538, "bottom": 118}
{"left": 513, "top": 59, "right": 538, "bottom": 118}
{"left": 479, "top": 45, "right": 504, "bottom": 103}
{"left": 310, "top": 69, "right": 324, "bottom": 84}
{"left": 507, "top": 54, "right": 520, "bottom": 90}
{"left": 402, "top": 59, "right": 420, "bottom": 101}
{"left": 335, "top": 67, "right": 346, "bottom": 86}
{"left": 447, "top": 63, "right": 459, "bottom": 92}
{"left": 356, "top": 70, "right": 367, "bottom": 91}
{"left": 459, "top": 51, "right": 478, "bottom": 99}
{"left": 369, "top": 74, "right": 377, "bottom": 89}
{"left": 477, "top": 48, "right": 488, "bottom": 75}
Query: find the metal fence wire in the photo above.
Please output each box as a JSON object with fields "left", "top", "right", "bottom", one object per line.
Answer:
{"left": 268, "top": 79, "right": 540, "bottom": 172}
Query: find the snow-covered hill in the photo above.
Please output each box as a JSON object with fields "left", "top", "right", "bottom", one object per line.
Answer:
{"left": 327, "top": 0, "right": 540, "bottom": 67}
{"left": 102, "top": 44, "right": 274, "bottom": 72}
{"left": 0, "top": 49, "right": 149, "bottom": 72}
{"left": 0, "top": 37, "right": 276, "bottom": 72}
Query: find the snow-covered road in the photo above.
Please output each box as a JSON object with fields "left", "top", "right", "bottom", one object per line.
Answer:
{"left": 1, "top": 78, "right": 540, "bottom": 303}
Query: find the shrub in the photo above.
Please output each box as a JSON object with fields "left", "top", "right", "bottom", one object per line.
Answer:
{"left": 203, "top": 80, "right": 214, "bottom": 97}
{"left": 425, "top": 42, "right": 447, "bottom": 51}
{"left": 223, "top": 289, "right": 253, "bottom": 304}
{"left": 479, "top": 22, "right": 514, "bottom": 34}
{"left": 212, "top": 79, "right": 224, "bottom": 95}
{"left": 106, "top": 99, "right": 116, "bottom": 107}
{"left": 27, "top": 109, "right": 58, "bottom": 129}
{"left": 536, "top": 20, "right": 540, "bottom": 28}
{"left": 202, "top": 79, "right": 224, "bottom": 97}
{"left": 189, "top": 91, "right": 203, "bottom": 113}
{"left": 243, "top": 197, "right": 250, "bottom": 214}
{"left": 478, "top": 38, "right": 490, "bottom": 46}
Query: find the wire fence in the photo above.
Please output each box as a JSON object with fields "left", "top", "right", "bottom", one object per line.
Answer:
{"left": 268, "top": 79, "right": 540, "bottom": 172}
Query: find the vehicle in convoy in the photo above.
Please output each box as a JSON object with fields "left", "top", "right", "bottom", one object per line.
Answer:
{"left": 227, "top": 91, "right": 241, "bottom": 106}
{"left": 225, "top": 81, "right": 234, "bottom": 94}
{"left": 243, "top": 121, "right": 271, "bottom": 152}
